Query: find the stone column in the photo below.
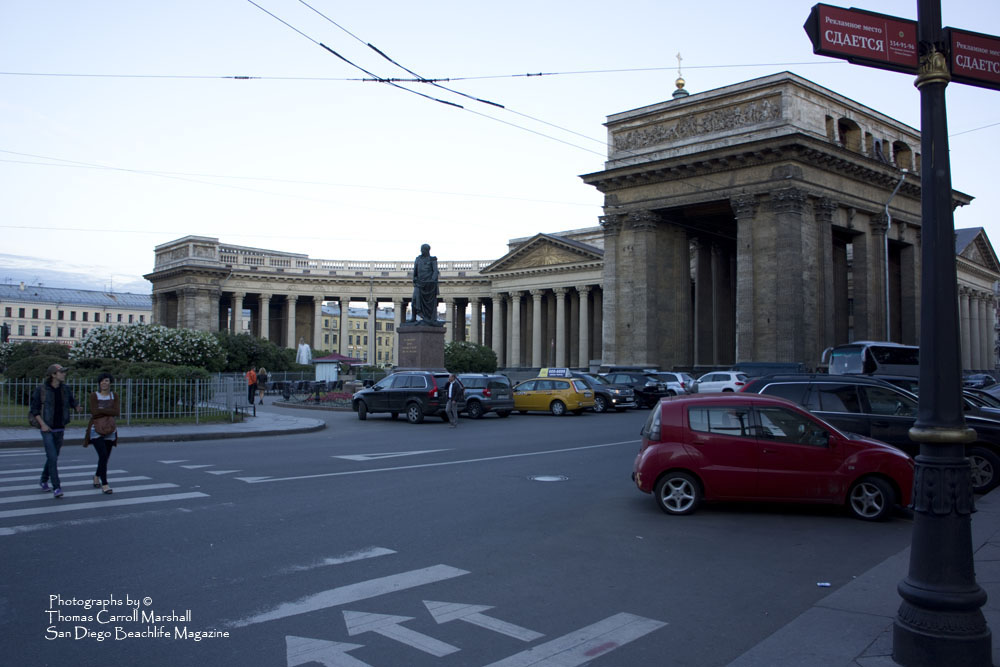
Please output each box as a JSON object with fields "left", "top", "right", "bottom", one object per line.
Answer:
{"left": 392, "top": 299, "right": 403, "bottom": 366}
{"left": 367, "top": 299, "right": 376, "bottom": 364}
{"left": 313, "top": 297, "right": 324, "bottom": 351}
{"left": 444, "top": 297, "right": 455, "bottom": 343}
{"left": 599, "top": 214, "right": 623, "bottom": 366}
{"left": 980, "top": 295, "right": 991, "bottom": 370}
{"left": 814, "top": 198, "right": 838, "bottom": 356}
{"left": 491, "top": 293, "right": 505, "bottom": 367}
{"left": 338, "top": 298, "right": 350, "bottom": 356}
{"left": 970, "top": 292, "right": 982, "bottom": 370}
{"left": 209, "top": 289, "right": 221, "bottom": 333}
{"left": 285, "top": 294, "right": 297, "bottom": 349}
{"left": 232, "top": 292, "right": 244, "bottom": 334}
{"left": 771, "top": 188, "right": 809, "bottom": 362}
{"left": 150, "top": 293, "right": 161, "bottom": 325}
{"left": 511, "top": 292, "right": 522, "bottom": 367}
{"left": 530, "top": 290, "right": 544, "bottom": 368}
{"left": 259, "top": 293, "right": 271, "bottom": 340}
{"left": 870, "top": 212, "right": 890, "bottom": 341}
{"left": 960, "top": 288, "right": 972, "bottom": 370}
{"left": 732, "top": 195, "right": 759, "bottom": 362}
{"left": 577, "top": 285, "right": 591, "bottom": 369}
{"left": 469, "top": 297, "right": 481, "bottom": 345}
{"left": 693, "top": 239, "right": 713, "bottom": 365}
{"left": 593, "top": 287, "right": 603, "bottom": 359}
{"left": 554, "top": 287, "right": 567, "bottom": 367}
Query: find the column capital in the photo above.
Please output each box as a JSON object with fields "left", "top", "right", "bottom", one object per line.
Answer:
{"left": 599, "top": 213, "right": 625, "bottom": 237}
{"left": 871, "top": 211, "right": 890, "bottom": 235}
{"left": 627, "top": 210, "right": 659, "bottom": 232}
{"left": 553, "top": 286, "right": 568, "bottom": 296}
{"left": 730, "top": 193, "right": 759, "bottom": 220}
{"left": 814, "top": 197, "right": 838, "bottom": 222}
{"left": 510, "top": 291, "right": 523, "bottom": 303}
{"left": 231, "top": 291, "right": 245, "bottom": 299}
{"left": 576, "top": 284, "right": 592, "bottom": 295}
{"left": 529, "top": 289, "right": 544, "bottom": 299}
{"left": 259, "top": 292, "right": 272, "bottom": 301}
{"left": 770, "top": 187, "right": 808, "bottom": 214}
{"left": 286, "top": 293, "right": 298, "bottom": 302}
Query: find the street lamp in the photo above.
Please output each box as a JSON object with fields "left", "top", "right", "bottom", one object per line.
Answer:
{"left": 883, "top": 168, "right": 908, "bottom": 342}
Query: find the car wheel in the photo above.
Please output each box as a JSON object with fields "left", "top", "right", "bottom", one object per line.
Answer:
{"left": 357, "top": 402, "right": 368, "bottom": 421}
{"left": 654, "top": 472, "right": 701, "bottom": 515}
{"left": 550, "top": 400, "right": 566, "bottom": 416}
{"left": 593, "top": 395, "right": 608, "bottom": 413}
{"left": 969, "top": 446, "right": 1000, "bottom": 493}
{"left": 406, "top": 403, "right": 424, "bottom": 424}
{"left": 848, "top": 477, "right": 894, "bottom": 521}
{"left": 496, "top": 410, "right": 510, "bottom": 418}
{"left": 467, "top": 400, "right": 484, "bottom": 419}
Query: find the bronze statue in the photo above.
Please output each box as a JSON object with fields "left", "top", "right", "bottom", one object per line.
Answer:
{"left": 409, "top": 243, "right": 443, "bottom": 326}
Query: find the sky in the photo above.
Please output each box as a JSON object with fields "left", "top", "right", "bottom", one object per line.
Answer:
{"left": 1, "top": 1, "right": 998, "bottom": 295}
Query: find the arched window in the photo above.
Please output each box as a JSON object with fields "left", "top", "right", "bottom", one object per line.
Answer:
{"left": 892, "top": 141, "right": 912, "bottom": 171}
{"left": 838, "top": 118, "right": 862, "bottom": 152}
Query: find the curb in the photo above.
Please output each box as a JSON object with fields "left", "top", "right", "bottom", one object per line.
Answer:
{"left": 0, "top": 421, "right": 326, "bottom": 449}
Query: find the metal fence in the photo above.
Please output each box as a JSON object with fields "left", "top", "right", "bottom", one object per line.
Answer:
{"left": 0, "top": 377, "right": 249, "bottom": 426}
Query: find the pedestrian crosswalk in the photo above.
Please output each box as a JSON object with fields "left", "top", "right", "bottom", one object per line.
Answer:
{"left": 0, "top": 455, "right": 209, "bottom": 530}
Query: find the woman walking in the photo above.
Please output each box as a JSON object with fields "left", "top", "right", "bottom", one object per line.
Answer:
{"left": 257, "top": 367, "right": 268, "bottom": 405}
{"left": 84, "top": 372, "right": 120, "bottom": 494}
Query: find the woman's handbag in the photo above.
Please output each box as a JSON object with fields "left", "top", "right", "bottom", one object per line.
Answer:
{"left": 94, "top": 415, "right": 116, "bottom": 436}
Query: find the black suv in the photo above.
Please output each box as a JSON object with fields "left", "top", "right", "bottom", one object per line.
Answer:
{"left": 353, "top": 371, "right": 463, "bottom": 424}
{"left": 570, "top": 372, "right": 637, "bottom": 412}
{"left": 741, "top": 373, "right": 1000, "bottom": 493}
{"left": 602, "top": 371, "right": 671, "bottom": 408}
{"left": 458, "top": 373, "right": 514, "bottom": 419}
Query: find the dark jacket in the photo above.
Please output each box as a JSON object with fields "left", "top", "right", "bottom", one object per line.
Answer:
{"left": 84, "top": 390, "right": 121, "bottom": 446}
{"left": 29, "top": 382, "right": 80, "bottom": 429}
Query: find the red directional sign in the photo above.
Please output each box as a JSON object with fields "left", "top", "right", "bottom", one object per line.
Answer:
{"left": 947, "top": 28, "right": 1000, "bottom": 91}
{"left": 804, "top": 4, "right": 918, "bottom": 74}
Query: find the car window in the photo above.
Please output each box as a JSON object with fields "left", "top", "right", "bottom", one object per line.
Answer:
{"left": 374, "top": 375, "right": 397, "bottom": 389}
{"left": 517, "top": 380, "right": 536, "bottom": 391}
{"left": 553, "top": 380, "right": 570, "bottom": 391}
{"left": 463, "top": 378, "right": 486, "bottom": 389}
{"left": 756, "top": 407, "right": 829, "bottom": 446}
{"left": 571, "top": 379, "right": 588, "bottom": 392}
{"left": 809, "top": 385, "right": 861, "bottom": 413}
{"left": 760, "top": 383, "right": 808, "bottom": 405}
{"left": 404, "top": 375, "right": 427, "bottom": 389}
{"left": 862, "top": 386, "right": 917, "bottom": 416}
{"left": 735, "top": 374, "right": 748, "bottom": 382}
{"left": 688, "top": 406, "right": 753, "bottom": 438}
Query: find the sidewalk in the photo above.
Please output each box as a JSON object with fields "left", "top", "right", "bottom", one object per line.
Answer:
{"left": 0, "top": 401, "right": 325, "bottom": 448}
{"left": 728, "top": 488, "right": 1000, "bottom": 666}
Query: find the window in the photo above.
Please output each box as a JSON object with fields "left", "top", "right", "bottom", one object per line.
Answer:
{"left": 756, "top": 407, "right": 829, "bottom": 446}
{"left": 517, "top": 380, "right": 537, "bottom": 391}
{"left": 105, "top": 313, "right": 111, "bottom": 323}
{"left": 760, "top": 383, "right": 808, "bottom": 405}
{"left": 3, "top": 307, "right": 9, "bottom": 317}
{"left": 376, "top": 322, "right": 382, "bottom": 331}
{"left": 324, "top": 334, "right": 330, "bottom": 344}
{"left": 139, "top": 315, "right": 145, "bottom": 323}
{"left": 44, "top": 325, "right": 51, "bottom": 337}
{"left": 18, "top": 307, "right": 25, "bottom": 318}
{"left": 688, "top": 407, "right": 752, "bottom": 437}
{"left": 58, "top": 310, "right": 64, "bottom": 320}
{"left": 70, "top": 311, "right": 76, "bottom": 321}
{"left": 32, "top": 308, "right": 39, "bottom": 319}
{"left": 31, "top": 325, "right": 38, "bottom": 336}
{"left": 117, "top": 314, "right": 122, "bottom": 323}
{"left": 808, "top": 385, "right": 862, "bottom": 413}
{"left": 363, "top": 336, "right": 368, "bottom": 345}
{"left": 333, "top": 334, "right": 338, "bottom": 344}
{"left": 82, "top": 328, "right": 88, "bottom": 336}
{"left": 128, "top": 314, "right": 134, "bottom": 323}
{"left": 69, "top": 328, "right": 76, "bottom": 338}
{"left": 45, "top": 309, "right": 51, "bottom": 319}
{"left": 862, "top": 386, "right": 917, "bottom": 417}
{"left": 57, "top": 327, "right": 63, "bottom": 337}
{"left": 17, "top": 325, "right": 25, "bottom": 335}
{"left": 94, "top": 312, "right": 99, "bottom": 322}
{"left": 386, "top": 323, "right": 394, "bottom": 332}
{"left": 348, "top": 335, "right": 353, "bottom": 345}
{"left": 83, "top": 312, "right": 88, "bottom": 322}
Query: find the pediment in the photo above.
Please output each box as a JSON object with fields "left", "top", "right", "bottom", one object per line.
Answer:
{"left": 482, "top": 234, "right": 603, "bottom": 274}
{"left": 958, "top": 229, "right": 1000, "bottom": 275}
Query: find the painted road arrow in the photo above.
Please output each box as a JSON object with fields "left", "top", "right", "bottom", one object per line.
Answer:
{"left": 423, "top": 600, "right": 543, "bottom": 642}
{"left": 483, "top": 612, "right": 667, "bottom": 667}
{"left": 343, "top": 610, "right": 459, "bottom": 657}
{"left": 333, "top": 449, "right": 449, "bottom": 461}
{"left": 285, "top": 635, "right": 370, "bottom": 667}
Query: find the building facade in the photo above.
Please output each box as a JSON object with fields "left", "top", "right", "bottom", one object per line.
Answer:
{"left": 956, "top": 228, "right": 1000, "bottom": 371}
{"left": 0, "top": 283, "right": 152, "bottom": 347}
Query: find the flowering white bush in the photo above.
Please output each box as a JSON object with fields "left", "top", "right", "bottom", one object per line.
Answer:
{"left": 69, "top": 324, "right": 225, "bottom": 370}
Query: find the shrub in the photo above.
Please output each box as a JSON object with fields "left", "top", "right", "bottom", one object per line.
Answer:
{"left": 444, "top": 341, "right": 498, "bottom": 373}
{"left": 213, "top": 332, "right": 298, "bottom": 372}
{"left": 69, "top": 324, "right": 225, "bottom": 371}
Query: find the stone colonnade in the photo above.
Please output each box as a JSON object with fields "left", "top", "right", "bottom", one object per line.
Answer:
{"left": 960, "top": 287, "right": 998, "bottom": 370}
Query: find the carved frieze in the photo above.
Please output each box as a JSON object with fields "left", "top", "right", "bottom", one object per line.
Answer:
{"left": 611, "top": 96, "right": 782, "bottom": 153}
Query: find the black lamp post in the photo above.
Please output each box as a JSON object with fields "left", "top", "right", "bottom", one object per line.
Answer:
{"left": 893, "top": 1, "right": 992, "bottom": 664}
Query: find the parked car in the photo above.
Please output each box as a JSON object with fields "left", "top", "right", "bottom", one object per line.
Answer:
{"left": 964, "top": 374, "right": 997, "bottom": 389}
{"left": 645, "top": 371, "right": 696, "bottom": 394}
{"left": 458, "top": 373, "right": 514, "bottom": 419}
{"left": 694, "top": 371, "right": 748, "bottom": 393}
{"left": 740, "top": 373, "right": 1000, "bottom": 493}
{"left": 570, "top": 372, "right": 637, "bottom": 412}
{"left": 512, "top": 377, "right": 594, "bottom": 415}
{"left": 632, "top": 394, "right": 914, "bottom": 520}
{"left": 603, "top": 371, "right": 672, "bottom": 408}
{"left": 352, "top": 371, "right": 462, "bottom": 424}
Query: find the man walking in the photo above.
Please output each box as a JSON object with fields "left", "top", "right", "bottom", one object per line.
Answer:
{"left": 246, "top": 367, "right": 257, "bottom": 405}
{"left": 446, "top": 373, "right": 463, "bottom": 428}
{"left": 30, "top": 364, "right": 81, "bottom": 499}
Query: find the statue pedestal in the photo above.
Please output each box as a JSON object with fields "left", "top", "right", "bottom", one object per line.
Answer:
{"left": 397, "top": 323, "right": 445, "bottom": 370}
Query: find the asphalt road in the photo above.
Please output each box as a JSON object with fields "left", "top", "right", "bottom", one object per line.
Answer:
{"left": 2, "top": 406, "right": 916, "bottom": 667}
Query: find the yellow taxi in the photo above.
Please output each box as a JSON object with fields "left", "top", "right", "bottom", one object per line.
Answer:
{"left": 512, "top": 377, "right": 595, "bottom": 415}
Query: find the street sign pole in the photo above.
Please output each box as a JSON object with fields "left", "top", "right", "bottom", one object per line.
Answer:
{"left": 892, "top": 1, "right": 992, "bottom": 665}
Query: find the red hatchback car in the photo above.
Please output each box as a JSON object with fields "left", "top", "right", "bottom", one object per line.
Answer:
{"left": 632, "top": 394, "right": 914, "bottom": 521}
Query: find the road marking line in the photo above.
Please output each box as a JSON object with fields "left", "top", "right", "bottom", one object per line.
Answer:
{"left": 0, "top": 469, "right": 128, "bottom": 483}
{"left": 0, "top": 483, "right": 178, "bottom": 504}
{"left": 0, "top": 476, "right": 152, "bottom": 493}
{"left": 286, "top": 635, "right": 370, "bottom": 667}
{"left": 482, "top": 613, "right": 667, "bottom": 667}
{"left": 333, "top": 449, "right": 449, "bottom": 461}
{"left": 344, "top": 611, "right": 459, "bottom": 657}
{"left": 158, "top": 460, "right": 188, "bottom": 464}
{"left": 181, "top": 464, "right": 215, "bottom": 469}
{"left": 206, "top": 470, "right": 241, "bottom": 475}
{"left": 0, "top": 463, "right": 96, "bottom": 475}
{"left": 229, "top": 564, "right": 469, "bottom": 627}
{"left": 240, "top": 441, "right": 640, "bottom": 484}
{"left": 284, "top": 547, "right": 396, "bottom": 573}
{"left": 0, "top": 492, "right": 209, "bottom": 519}
{"left": 424, "top": 600, "right": 543, "bottom": 642}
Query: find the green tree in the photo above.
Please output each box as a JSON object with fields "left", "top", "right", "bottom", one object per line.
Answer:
{"left": 444, "top": 341, "right": 498, "bottom": 373}
{"left": 212, "top": 332, "right": 298, "bottom": 372}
